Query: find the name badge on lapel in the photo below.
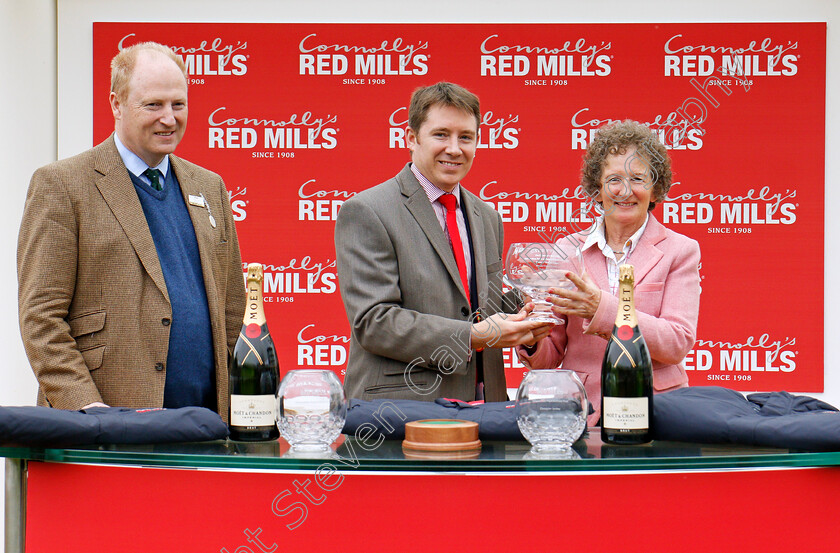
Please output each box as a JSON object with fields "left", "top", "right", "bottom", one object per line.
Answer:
{"left": 190, "top": 193, "right": 216, "bottom": 228}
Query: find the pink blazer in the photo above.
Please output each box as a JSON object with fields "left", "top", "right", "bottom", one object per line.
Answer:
{"left": 517, "top": 215, "right": 701, "bottom": 426}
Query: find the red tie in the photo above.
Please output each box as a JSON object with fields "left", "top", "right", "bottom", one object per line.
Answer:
{"left": 438, "top": 193, "right": 470, "bottom": 300}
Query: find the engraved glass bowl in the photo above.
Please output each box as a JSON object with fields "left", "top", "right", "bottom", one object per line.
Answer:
{"left": 516, "top": 369, "right": 588, "bottom": 454}
{"left": 278, "top": 370, "right": 346, "bottom": 452}
{"left": 504, "top": 238, "right": 584, "bottom": 324}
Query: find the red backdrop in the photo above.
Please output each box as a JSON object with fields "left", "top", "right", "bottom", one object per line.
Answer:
{"left": 92, "top": 23, "right": 825, "bottom": 392}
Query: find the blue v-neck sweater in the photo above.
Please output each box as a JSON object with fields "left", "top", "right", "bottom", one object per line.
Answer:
{"left": 129, "top": 170, "right": 216, "bottom": 410}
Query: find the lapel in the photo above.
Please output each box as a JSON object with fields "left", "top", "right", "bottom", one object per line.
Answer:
{"left": 93, "top": 136, "right": 169, "bottom": 301}
{"left": 628, "top": 215, "right": 666, "bottom": 284}
{"left": 170, "top": 156, "right": 221, "bottom": 332}
{"left": 579, "top": 214, "right": 666, "bottom": 288}
{"left": 398, "top": 164, "right": 469, "bottom": 302}
{"left": 461, "top": 189, "right": 488, "bottom": 303}
{"left": 170, "top": 155, "right": 215, "bottom": 258}
{"left": 582, "top": 244, "right": 609, "bottom": 289}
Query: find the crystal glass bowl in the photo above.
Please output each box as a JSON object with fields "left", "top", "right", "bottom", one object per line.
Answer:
{"left": 504, "top": 239, "right": 584, "bottom": 324}
{"left": 278, "top": 370, "right": 346, "bottom": 452}
{"left": 516, "top": 369, "right": 588, "bottom": 453}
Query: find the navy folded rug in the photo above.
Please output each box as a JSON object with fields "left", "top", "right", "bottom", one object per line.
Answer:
{"left": 343, "top": 397, "right": 590, "bottom": 442}
{"left": 652, "top": 386, "right": 840, "bottom": 451}
{"left": 344, "top": 389, "right": 840, "bottom": 451}
{"left": 0, "top": 406, "right": 228, "bottom": 446}
{"left": 343, "top": 398, "right": 525, "bottom": 441}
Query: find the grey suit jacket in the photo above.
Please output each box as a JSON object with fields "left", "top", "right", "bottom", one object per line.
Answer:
{"left": 17, "top": 135, "right": 245, "bottom": 418}
{"left": 335, "top": 163, "right": 514, "bottom": 402}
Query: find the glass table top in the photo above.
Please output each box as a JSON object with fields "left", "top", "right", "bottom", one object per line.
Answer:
{"left": 3, "top": 430, "right": 840, "bottom": 472}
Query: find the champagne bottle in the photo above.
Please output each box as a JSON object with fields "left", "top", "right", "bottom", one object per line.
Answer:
{"left": 600, "top": 265, "right": 653, "bottom": 445}
{"left": 229, "top": 263, "right": 280, "bottom": 441}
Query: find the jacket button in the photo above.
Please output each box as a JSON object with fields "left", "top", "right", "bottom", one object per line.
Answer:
{"left": 161, "top": 318, "right": 171, "bottom": 326}
{"left": 461, "top": 307, "right": 469, "bottom": 316}
{"left": 155, "top": 363, "right": 165, "bottom": 371}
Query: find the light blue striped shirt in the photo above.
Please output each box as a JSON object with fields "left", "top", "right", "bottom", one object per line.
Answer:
{"left": 113, "top": 133, "right": 170, "bottom": 190}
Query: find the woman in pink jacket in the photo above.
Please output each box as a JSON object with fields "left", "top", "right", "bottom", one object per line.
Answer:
{"left": 517, "top": 120, "right": 701, "bottom": 427}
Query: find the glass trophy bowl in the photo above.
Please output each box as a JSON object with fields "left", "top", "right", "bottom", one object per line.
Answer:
{"left": 504, "top": 239, "right": 583, "bottom": 324}
{"left": 278, "top": 370, "right": 346, "bottom": 452}
{"left": 516, "top": 369, "right": 588, "bottom": 454}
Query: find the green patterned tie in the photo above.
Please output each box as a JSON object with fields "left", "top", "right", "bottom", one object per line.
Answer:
{"left": 143, "top": 168, "right": 163, "bottom": 191}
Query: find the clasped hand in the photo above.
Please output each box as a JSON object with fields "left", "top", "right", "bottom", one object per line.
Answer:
{"left": 547, "top": 271, "right": 602, "bottom": 320}
{"left": 470, "top": 303, "right": 555, "bottom": 350}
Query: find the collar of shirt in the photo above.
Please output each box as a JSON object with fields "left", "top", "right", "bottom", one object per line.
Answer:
{"left": 410, "top": 162, "right": 473, "bottom": 289}
{"left": 113, "top": 133, "right": 170, "bottom": 185}
{"left": 581, "top": 213, "right": 650, "bottom": 295}
{"left": 410, "top": 162, "right": 463, "bottom": 206}
{"left": 581, "top": 213, "right": 650, "bottom": 263}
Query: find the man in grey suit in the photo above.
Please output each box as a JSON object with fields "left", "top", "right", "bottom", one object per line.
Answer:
{"left": 18, "top": 42, "right": 245, "bottom": 418}
{"left": 336, "top": 82, "right": 553, "bottom": 403}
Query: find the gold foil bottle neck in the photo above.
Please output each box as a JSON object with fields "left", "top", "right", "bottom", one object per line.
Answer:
{"left": 614, "top": 264, "right": 638, "bottom": 328}
{"left": 243, "top": 262, "right": 266, "bottom": 326}
{"left": 246, "top": 262, "right": 264, "bottom": 283}
{"left": 618, "top": 264, "right": 635, "bottom": 283}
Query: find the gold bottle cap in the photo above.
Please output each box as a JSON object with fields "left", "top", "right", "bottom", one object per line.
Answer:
{"left": 618, "top": 264, "right": 635, "bottom": 281}
{"left": 246, "top": 263, "right": 264, "bottom": 281}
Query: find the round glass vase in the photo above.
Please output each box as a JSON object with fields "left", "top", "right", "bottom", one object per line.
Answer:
{"left": 516, "top": 369, "right": 588, "bottom": 454}
{"left": 278, "top": 370, "right": 347, "bottom": 453}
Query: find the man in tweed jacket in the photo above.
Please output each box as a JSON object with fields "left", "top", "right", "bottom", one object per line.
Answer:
{"left": 17, "top": 42, "right": 245, "bottom": 419}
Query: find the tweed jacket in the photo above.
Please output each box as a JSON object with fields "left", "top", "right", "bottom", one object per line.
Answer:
{"left": 336, "top": 164, "right": 516, "bottom": 403}
{"left": 517, "top": 215, "right": 701, "bottom": 426}
{"left": 17, "top": 135, "right": 245, "bottom": 418}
